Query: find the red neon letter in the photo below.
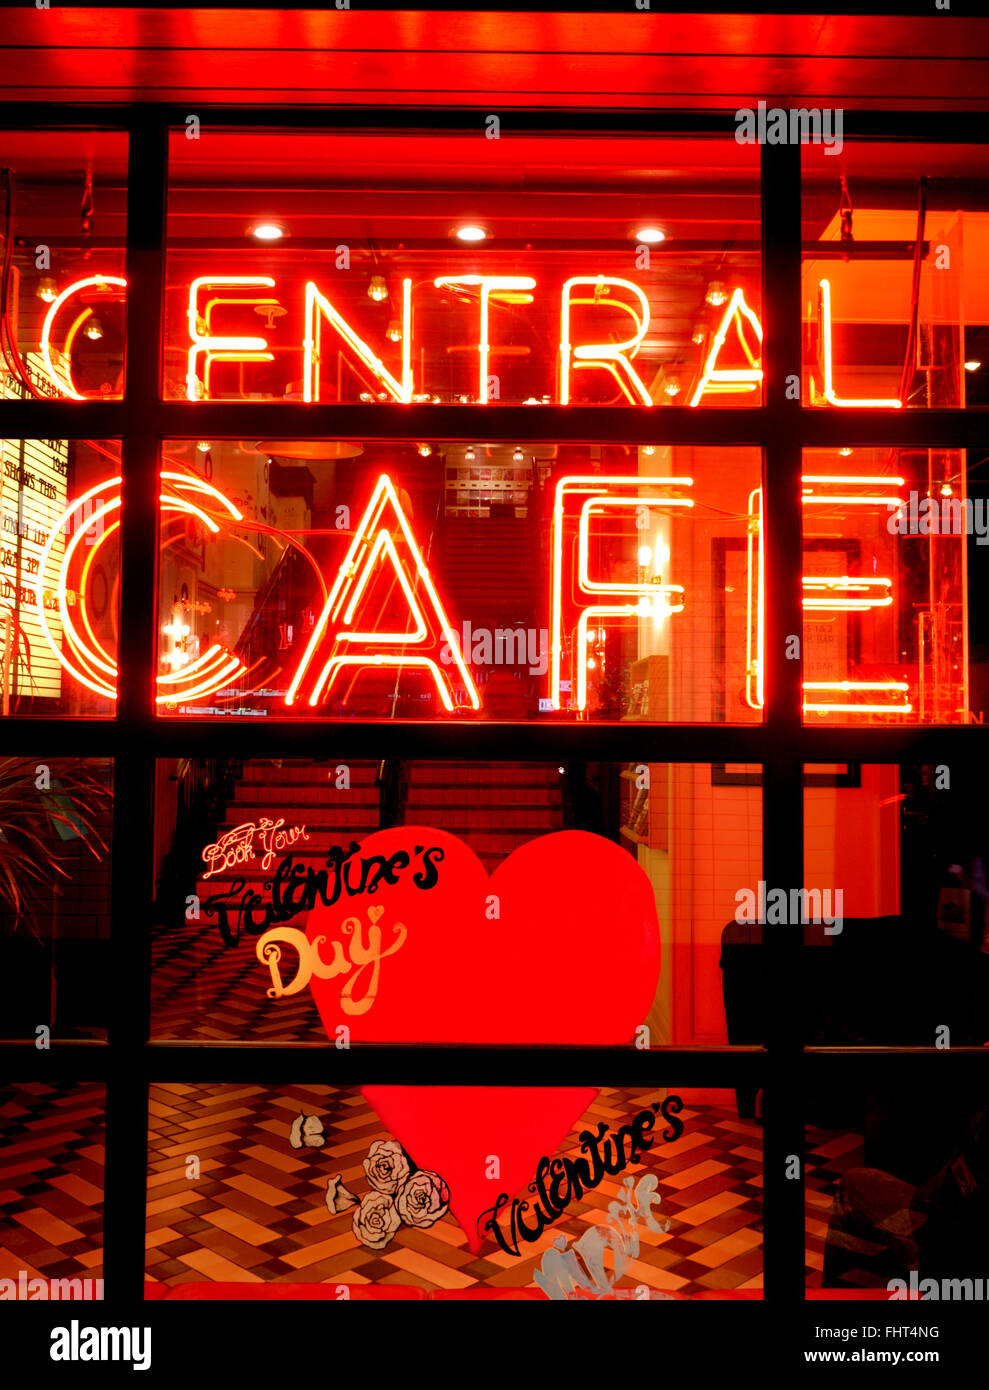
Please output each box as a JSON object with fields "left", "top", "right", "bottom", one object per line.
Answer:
{"left": 560, "top": 277, "right": 653, "bottom": 406}
{"left": 187, "top": 276, "right": 277, "bottom": 400}
{"left": 39, "top": 276, "right": 128, "bottom": 399}
{"left": 432, "top": 276, "right": 536, "bottom": 402}
{"left": 550, "top": 475, "right": 692, "bottom": 710}
{"left": 286, "top": 474, "right": 479, "bottom": 712}
{"left": 304, "top": 279, "right": 412, "bottom": 402}
{"left": 818, "top": 279, "right": 902, "bottom": 408}
{"left": 688, "top": 288, "right": 763, "bottom": 406}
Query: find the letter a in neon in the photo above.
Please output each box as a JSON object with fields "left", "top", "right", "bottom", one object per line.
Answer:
{"left": 285, "top": 475, "right": 480, "bottom": 712}
{"left": 688, "top": 288, "right": 763, "bottom": 406}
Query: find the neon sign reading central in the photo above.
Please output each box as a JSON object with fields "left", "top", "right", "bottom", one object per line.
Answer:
{"left": 38, "top": 271, "right": 896, "bottom": 409}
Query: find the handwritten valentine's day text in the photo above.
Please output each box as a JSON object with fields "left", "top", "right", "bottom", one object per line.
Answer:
{"left": 256, "top": 904, "right": 407, "bottom": 1015}
{"left": 202, "top": 840, "right": 444, "bottom": 947}
{"left": 478, "top": 1098, "right": 685, "bottom": 1257}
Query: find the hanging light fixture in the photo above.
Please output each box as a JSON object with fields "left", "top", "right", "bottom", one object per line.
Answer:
{"left": 84, "top": 317, "right": 103, "bottom": 340}
{"left": 465, "top": 446, "right": 476, "bottom": 462}
{"left": 417, "top": 443, "right": 432, "bottom": 457}
{"left": 512, "top": 447, "right": 524, "bottom": 463}
{"left": 691, "top": 321, "right": 706, "bottom": 345}
{"left": 385, "top": 319, "right": 402, "bottom": 342}
{"left": 705, "top": 281, "right": 728, "bottom": 307}
{"left": 37, "top": 276, "right": 57, "bottom": 303}
{"left": 664, "top": 375, "right": 681, "bottom": 398}
{"left": 368, "top": 276, "right": 388, "bottom": 302}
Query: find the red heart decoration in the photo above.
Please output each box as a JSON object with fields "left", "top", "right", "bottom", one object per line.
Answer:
{"left": 300, "top": 827, "right": 660, "bottom": 1249}
{"left": 361, "top": 1085, "right": 597, "bottom": 1255}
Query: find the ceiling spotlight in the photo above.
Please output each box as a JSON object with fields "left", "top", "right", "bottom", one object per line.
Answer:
{"left": 84, "top": 317, "right": 103, "bottom": 340}
{"left": 465, "top": 446, "right": 476, "bottom": 462}
{"left": 385, "top": 319, "right": 402, "bottom": 343}
{"left": 512, "top": 447, "right": 524, "bottom": 463}
{"left": 691, "top": 321, "right": 706, "bottom": 345}
{"left": 37, "top": 276, "right": 57, "bottom": 303}
{"left": 249, "top": 221, "right": 286, "bottom": 241}
{"left": 634, "top": 226, "right": 666, "bottom": 245}
{"left": 417, "top": 443, "right": 432, "bottom": 457}
{"left": 964, "top": 360, "right": 981, "bottom": 372}
{"left": 454, "top": 224, "right": 488, "bottom": 243}
{"left": 705, "top": 280, "right": 728, "bottom": 307}
{"left": 664, "top": 376, "right": 681, "bottom": 398}
{"left": 197, "top": 441, "right": 211, "bottom": 453}
{"left": 368, "top": 276, "right": 388, "bottom": 303}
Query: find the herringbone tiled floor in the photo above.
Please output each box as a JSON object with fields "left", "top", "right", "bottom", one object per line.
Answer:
{"left": 0, "top": 1082, "right": 776, "bottom": 1295}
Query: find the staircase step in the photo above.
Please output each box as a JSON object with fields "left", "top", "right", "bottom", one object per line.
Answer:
{"left": 230, "top": 789, "right": 378, "bottom": 807}
{"left": 405, "top": 809, "right": 562, "bottom": 830}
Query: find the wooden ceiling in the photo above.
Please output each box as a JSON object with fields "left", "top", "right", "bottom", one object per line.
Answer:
{"left": 0, "top": 8, "right": 988, "bottom": 110}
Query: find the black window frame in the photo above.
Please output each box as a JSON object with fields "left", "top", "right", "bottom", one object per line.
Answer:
{"left": 0, "top": 104, "right": 987, "bottom": 1305}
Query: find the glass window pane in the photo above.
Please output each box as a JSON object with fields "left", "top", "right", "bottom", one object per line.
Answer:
{"left": 807, "top": 1080, "right": 989, "bottom": 1296}
{"left": 802, "top": 141, "right": 989, "bottom": 410}
{"left": 0, "top": 757, "right": 113, "bottom": 1040}
{"left": 0, "top": 1082, "right": 105, "bottom": 1294}
{"left": 165, "top": 130, "right": 761, "bottom": 407}
{"left": 801, "top": 762, "right": 988, "bottom": 1047}
{"left": 151, "top": 758, "right": 761, "bottom": 1048}
{"left": 152, "top": 441, "right": 761, "bottom": 723}
{"left": 1, "top": 441, "right": 122, "bottom": 716}
{"left": 799, "top": 447, "right": 977, "bottom": 725}
{"left": 145, "top": 1082, "right": 762, "bottom": 1299}
{"left": 0, "top": 131, "right": 127, "bottom": 402}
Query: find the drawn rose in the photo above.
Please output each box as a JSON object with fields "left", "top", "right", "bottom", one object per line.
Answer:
{"left": 363, "top": 1138, "right": 411, "bottom": 1194}
{"left": 396, "top": 1170, "right": 450, "bottom": 1228}
{"left": 353, "top": 1191, "right": 401, "bottom": 1250}
{"left": 325, "top": 1174, "right": 359, "bottom": 1215}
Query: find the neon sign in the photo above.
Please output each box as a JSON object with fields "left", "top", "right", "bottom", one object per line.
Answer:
{"left": 31, "top": 269, "right": 907, "bottom": 411}
{"left": 202, "top": 818, "right": 310, "bottom": 879}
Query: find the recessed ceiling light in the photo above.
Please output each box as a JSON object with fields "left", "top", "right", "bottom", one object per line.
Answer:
{"left": 249, "top": 221, "right": 286, "bottom": 241}
{"left": 964, "top": 360, "right": 981, "bottom": 372}
{"left": 635, "top": 226, "right": 666, "bottom": 244}
{"left": 454, "top": 224, "right": 488, "bottom": 243}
